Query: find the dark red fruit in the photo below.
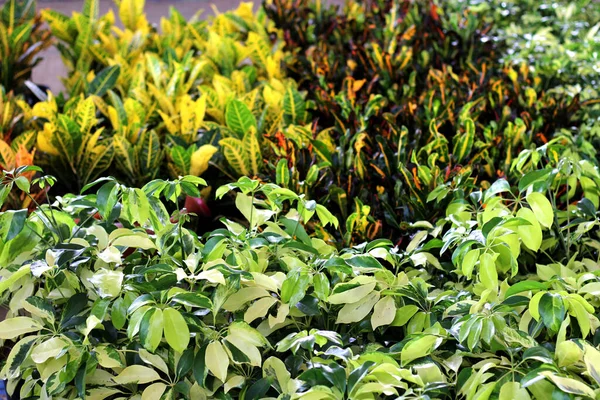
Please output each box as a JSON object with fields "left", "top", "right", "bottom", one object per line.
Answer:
{"left": 184, "top": 196, "right": 211, "bottom": 218}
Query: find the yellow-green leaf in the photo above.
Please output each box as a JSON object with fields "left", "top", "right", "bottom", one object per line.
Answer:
{"left": 401, "top": 335, "right": 439, "bottom": 366}
{"left": 371, "top": 296, "right": 396, "bottom": 330}
{"left": 0, "top": 317, "right": 42, "bottom": 339}
{"left": 225, "top": 99, "right": 256, "bottom": 137}
{"left": 113, "top": 365, "right": 161, "bottom": 385}
{"left": 526, "top": 192, "right": 554, "bottom": 229}
{"left": 479, "top": 253, "right": 498, "bottom": 291}
{"left": 163, "top": 307, "right": 189, "bottom": 353}
{"left": 205, "top": 341, "right": 229, "bottom": 382}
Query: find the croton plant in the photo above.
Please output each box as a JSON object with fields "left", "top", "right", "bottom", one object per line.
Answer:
{"left": 1, "top": 0, "right": 600, "bottom": 399}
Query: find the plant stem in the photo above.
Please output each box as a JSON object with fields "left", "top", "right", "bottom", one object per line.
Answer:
{"left": 27, "top": 193, "right": 63, "bottom": 242}
{"left": 176, "top": 199, "right": 187, "bottom": 260}
{"left": 69, "top": 208, "right": 98, "bottom": 243}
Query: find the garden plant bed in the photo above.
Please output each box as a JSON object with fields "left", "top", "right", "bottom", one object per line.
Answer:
{"left": 0, "top": 0, "right": 600, "bottom": 399}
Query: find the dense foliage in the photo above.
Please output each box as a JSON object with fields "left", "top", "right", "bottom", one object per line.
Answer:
{"left": 1, "top": 0, "right": 600, "bottom": 399}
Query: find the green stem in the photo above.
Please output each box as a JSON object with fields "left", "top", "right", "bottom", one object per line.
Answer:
{"left": 69, "top": 208, "right": 98, "bottom": 243}
{"left": 44, "top": 190, "right": 61, "bottom": 236}
{"left": 27, "top": 193, "right": 63, "bottom": 242}
{"left": 549, "top": 188, "right": 569, "bottom": 261}
{"left": 176, "top": 200, "right": 187, "bottom": 260}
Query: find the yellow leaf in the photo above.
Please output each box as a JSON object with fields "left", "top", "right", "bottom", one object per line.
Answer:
{"left": 205, "top": 341, "right": 229, "bottom": 382}
{"left": 142, "top": 383, "right": 167, "bottom": 400}
{"left": 224, "top": 375, "right": 245, "bottom": 393}
{"left": 194, "top": 94, "right": 207, "bottom": 132}
{"left": 226, "top": 334, "right": 261, "bottom": 366}
{"left": 0, "top": 140, "right": 15, "bottom": 169}
{"left": 36, "top": 123, "right": 60, "bottom": 156}
{"left": 190, "top": 145, "right": 218, "bottom": 176}
{"left": 113, "top": 365, "right": 161, "bottom": 385}
{"left": 336, "top": 291, "right": 380, "bottom": 324}
{"left": 371, "top": 296, "right": 396, "bottom": 330}
{"left": 328, "top": 282, "right": 377, "bottom": 305}
{"left": 158, "top": 110, "right": 178, "bottom": 135}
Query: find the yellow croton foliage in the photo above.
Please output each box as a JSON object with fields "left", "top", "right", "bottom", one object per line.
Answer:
{"left": 31, "top": 0, "right": 308, "bottom": 188}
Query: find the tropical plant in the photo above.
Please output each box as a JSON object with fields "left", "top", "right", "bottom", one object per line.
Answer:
{"left": 38, "top": 0, "right": 307, "bottom": 189}
{"left": 0, "top": 0, "right": 52, "bottom": 93}
{"left": 1, "top": 2, "right": 600, "bottom": 398}
{"left": 263, "top": 0, "right": 594, "bottom": 245}
{"left": 30, "top": 94, "right": 114, "bottom": 190}
{"left": 0, "top": 90, "right": 43, "bottom": 211}
{"left": 0, "top": 163, "right": 600, "bottom": 399}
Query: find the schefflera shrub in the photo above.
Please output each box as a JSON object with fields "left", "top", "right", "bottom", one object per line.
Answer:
{"left": 1, "top": 166, "right": 600, "bottom": 399}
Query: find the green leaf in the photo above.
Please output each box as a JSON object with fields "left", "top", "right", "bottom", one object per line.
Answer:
{"left": 88, "top": 65, "right": 121, "bottom": 97}
{"left": 462, "top": 249, "right": 479, "bottom": 279}
{"left": 538, "top": 293, "right": 565, "bottom": 332}
{"left": 505, "top": 281, "right": 547, "bottom": 298}
{"left": 243, "top": 129, "right": 262, "bottom": 175}
{"left": 0, "top": 209, "right": 28, "bottom": 241}
{"left": 225, "top": 99, "right": 257, "bottom": 137}
{"left": 171, "top": 293, "right": 212, "bottom": 309}
{"left": 140, "top": 308, "right": 163, "bottom": 352}
{"left": 276, "top": 159, "right": 290, "bottom": 187}
{"left": 14, "top": 176, "right": 30, "bottom": 193}
{"left": 280, "top": 272, "right": 310, "bottom": 306}
{"left": 111, "top": 297, "right": 128, "bottom": 330}
{"left": 479, "top": 253, "right": 498, "bottom": 291}
{"left": 220, "top": 137, "right": 250, "bottom": 176}
{"left": 484, "top": 179, "right": 510, "bottom": 201}
{"left": 97, "top": 181, "right": 119, "bottom": 220}
{"left": 283, "top": 87, "right": 306, "bottom": 125}
{"left": 452, "top": 118, "right": 475, "bottom": 163}
{"left": 391, "top": 305, "right": 419, "bottom": 327}
{"left": 163, "top": 307, "right": 189, "bottom": 353}
{"left": 345, "top": 255, "right": 383, "bottom": 270}
{"left": 315, "top": 204, "right": 339, "bottom": 228}
{"left": 401, "top": 335, "right": 439, "bottom": 366}
{"left": 526, "top": 192, "right": 554, "bottom": 229}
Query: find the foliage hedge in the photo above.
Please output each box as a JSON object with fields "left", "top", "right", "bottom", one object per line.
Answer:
{"left": 1, "top": 0, "right": 600, "bottom": 399}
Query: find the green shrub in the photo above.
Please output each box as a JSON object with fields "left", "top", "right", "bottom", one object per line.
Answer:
{"left": 1, "top": 146, "right": 600, "bottom": 398}
{"left": 264, "top": 0, "right": 596, "bottom": 244}
{"left": 1, "top": 1, "right": 600, "bottom": 399}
